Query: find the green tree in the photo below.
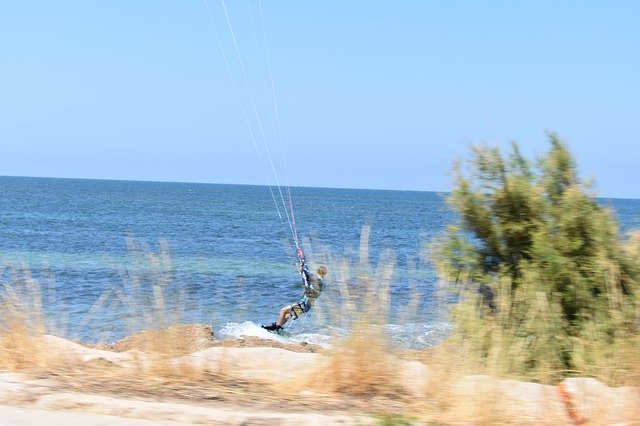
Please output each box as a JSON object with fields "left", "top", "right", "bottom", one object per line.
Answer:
{"left": 434, "top": 133, "right": 640, "bottom": 381}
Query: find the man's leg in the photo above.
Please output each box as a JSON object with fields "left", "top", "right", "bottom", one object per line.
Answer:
{"left": 262, "top": 305, "right": 292, "bottom": 331}
{"left": 277, "top": 305, "right": 293, "bottom": 327}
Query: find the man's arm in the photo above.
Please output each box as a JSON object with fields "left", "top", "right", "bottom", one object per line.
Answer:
{"left": 301, "top": 265, "right": 311, "bottom": 286}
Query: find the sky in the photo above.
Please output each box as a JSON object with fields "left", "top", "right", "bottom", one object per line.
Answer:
{"left": 1, "top": 1, "right": 639, "bottom": 198}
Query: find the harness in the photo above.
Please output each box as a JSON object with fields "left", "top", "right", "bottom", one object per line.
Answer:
{"left": 290, "top": 249, "right": 323, "bottom": 320}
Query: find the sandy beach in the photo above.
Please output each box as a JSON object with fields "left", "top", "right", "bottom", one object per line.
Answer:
{"left": 0, "top": 324, "right": 638, "bottom": 425}
{"left": 0, "top": 325, "right": 383, "bottom": 425}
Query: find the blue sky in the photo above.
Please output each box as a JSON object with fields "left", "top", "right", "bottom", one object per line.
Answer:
{"left": 2, "top": 1, "right": 639, "bottom": 198}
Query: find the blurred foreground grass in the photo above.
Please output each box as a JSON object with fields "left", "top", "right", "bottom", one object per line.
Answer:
{"left": 2, "top": 231, "right": 639, "bottom": 425}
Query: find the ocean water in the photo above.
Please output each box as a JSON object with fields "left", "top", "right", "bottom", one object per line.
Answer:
{"left": 1, "top": 176, "right": 638, "bottom": 348}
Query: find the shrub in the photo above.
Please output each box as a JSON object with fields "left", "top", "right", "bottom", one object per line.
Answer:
{"left": 433, "top": 133, "right": 640, "bottom": 381}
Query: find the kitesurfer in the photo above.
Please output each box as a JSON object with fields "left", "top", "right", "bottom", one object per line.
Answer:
{"left": 262, "top": 263, "right": 327, "bottom": 332}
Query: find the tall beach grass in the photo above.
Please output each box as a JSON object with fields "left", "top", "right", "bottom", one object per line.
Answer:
{"left": 1, "top": 230, "right": 639, "bottom": 424}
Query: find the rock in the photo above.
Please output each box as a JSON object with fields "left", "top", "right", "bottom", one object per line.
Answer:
{"left": 212, "top": 336, "right": 322, "bottom": 353}
{"left": 176, "top": 346, "right": 323, "bottom": 381}
{"left": 451, "top": 375, "right": 566, "bottom": 423}
{"left": 43, "top": 335, "right": 135, "bottom": 366}
{"left": 399, "top": 360, "right": 432, "bottom": 397}
{"left": 111, "top": 324, "right": 215, "bottom": 355}
{"left": 562, "top": 377, "right": 640, "bottom": 424}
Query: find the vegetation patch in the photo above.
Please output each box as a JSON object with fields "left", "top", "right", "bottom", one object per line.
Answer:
{"left": 432, "top": 133, "right": 640, "bottom": 384}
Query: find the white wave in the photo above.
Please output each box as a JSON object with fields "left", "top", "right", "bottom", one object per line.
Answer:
{"left": 217, "top": 320, "right": 451, "bottom": 350}
{"left": 217, "top": 321, "right": 333, "bottom": 348}
{"left": 217, "top": 321, "right": 288, "bottom": 343}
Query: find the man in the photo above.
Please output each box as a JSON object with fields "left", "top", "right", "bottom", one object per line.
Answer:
{"left": 262, "top": 264, "right": 328, "bottom": 332}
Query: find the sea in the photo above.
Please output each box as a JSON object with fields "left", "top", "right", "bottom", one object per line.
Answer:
{"left": 2, "top": 176, "right": 640, "bottom": 349}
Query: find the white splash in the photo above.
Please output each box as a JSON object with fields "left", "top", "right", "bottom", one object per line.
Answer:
{"left": 217, "top": 321, "right": 333, "bottom": 348}
{"left": 218, "top": 321, "right": 287, "bottom": 343}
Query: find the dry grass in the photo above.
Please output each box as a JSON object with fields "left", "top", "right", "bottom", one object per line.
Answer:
{"left": 0, "top": 321, "right": 47, "bottom": 370}
{"left": 0, "top": 265, "right": 69, "bottom": 371}
{"left": 290, "top": 227, "right": 409, "bottom": 401}
{"left": 311, "top": 317, "right": 402, "bottom": 398}
{"left": 2, "top": 233, "right": 640, "bottom": 425}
